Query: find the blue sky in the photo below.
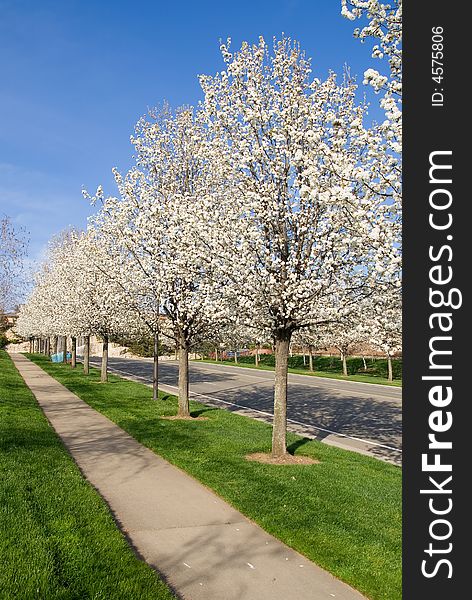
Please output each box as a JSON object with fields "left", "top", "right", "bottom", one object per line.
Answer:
{"left": 0, "top": 0, "right": 378, "bottom": 266}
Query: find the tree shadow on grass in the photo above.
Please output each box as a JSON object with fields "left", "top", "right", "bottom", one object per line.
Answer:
{"left": 0, "top": 427, "right": 64, "bottom": 453}
{"left": 190, "top": 407, "right": 218, "bottom": 418}
{"left": 286, "top": 437, "right": 312, "bottom": 455}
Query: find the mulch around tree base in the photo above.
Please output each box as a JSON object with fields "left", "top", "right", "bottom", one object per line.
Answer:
{"left": 245, "top": 452, "right": 320, "bottom": 465}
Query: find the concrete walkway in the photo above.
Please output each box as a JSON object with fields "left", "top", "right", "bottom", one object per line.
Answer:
{"left": 12, "top": 354, "right": 367, "bottom": 600}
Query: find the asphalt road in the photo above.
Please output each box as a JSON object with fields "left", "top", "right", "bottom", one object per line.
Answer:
{"left": 89, "top": 356, "right": 402, "bottom": 465}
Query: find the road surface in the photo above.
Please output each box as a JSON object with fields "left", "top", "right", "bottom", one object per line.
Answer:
{"left": 89, "top": 356, "right": 402, "bottom": 465}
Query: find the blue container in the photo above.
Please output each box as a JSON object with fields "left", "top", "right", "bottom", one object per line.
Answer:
{"left": 51, "top": 352, "right": 71, "bottom": 362}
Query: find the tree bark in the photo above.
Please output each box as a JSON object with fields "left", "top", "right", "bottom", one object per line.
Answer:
{"left": 309, "top": 346, "right": 314, "bottom": 372}
{"left": 62, "top": 336, "right": 68, "bottom": 363}
{"left": 255, "top": 347, "right": 259, "bottom": 367}
{"left": 101, "top": 335, "right": 108, "bottom": 382}
{"left": 303, "top": 351, "right": 306, "bottom": 366}
{"left": 177, "top": 333, "right": 190, "bottom": 417}
{"left": 387, "top": 354, "right": 393, "bottom": 382}
{"left": 341, "top": 351, "right": 348, "bottom": 376}
{"left": 53, "top": 336, "right": 58, "bottom": 355}
{"left": 234, "top": 348, "right": 238, "bottom": 364}
{"left": 153, "top": 331, "right": 159, "bottom": 400}
{"left": 71, "top": 336, "right": 77, "bottom": 368}
{"left": 83, "top": 335, "right": 90, "bottom": 375}
{"left": 215, "top": 347, "right": 218, "bottom": 362}
{"left": 29, "top": 338, "right": 33, "bottom": 353}
{"left": 271, "top": 331, "right": 292, "bottom": 458}
{"left": 362, "top": 355, "right": 367, "bottom": 371}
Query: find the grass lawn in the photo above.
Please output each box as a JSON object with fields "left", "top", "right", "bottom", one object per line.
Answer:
{"left": 0, "top": 350, "right": 176, "bottom": 600}
{"left": 28, "top": 352, "right": 402, "bottom": 600}
{"left": 194, "top": 358, "right": 403, "bottom": 387}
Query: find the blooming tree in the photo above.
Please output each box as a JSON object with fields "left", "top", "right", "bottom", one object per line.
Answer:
{"left": 342, "top": 0, "right": 402, "bottom": 223}
{"left": 73, "top": 230, "right": 143, "bottom": 382}
{"left": 198, "top": 36, "right": 399, "bottom": 457}
{"left": 15, "top": 228, "right": 81, "bottom": 360}
{"left": 17, "top": 228, "right": 139, "bottom": 381}
{"left": 85, "top": 187, "right": 163, "bottom": 396}
{"left": 88, "top": 107, "right": 226, "bottom": 414}
{"left": 363, "top": 289, "right": 402, "bottom": 381}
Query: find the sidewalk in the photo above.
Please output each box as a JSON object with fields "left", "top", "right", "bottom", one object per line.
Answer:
{"left": 11, "top": 354, "right": 367, "bottom": 600}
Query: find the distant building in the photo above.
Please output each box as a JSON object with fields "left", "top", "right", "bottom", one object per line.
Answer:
{"left": 2, "top": 312, "right": 19, "bottom": 326}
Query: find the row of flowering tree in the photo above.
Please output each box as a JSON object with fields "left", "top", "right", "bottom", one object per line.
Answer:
{"left": 16, "top": 5, "right": 401, "bottom": 459}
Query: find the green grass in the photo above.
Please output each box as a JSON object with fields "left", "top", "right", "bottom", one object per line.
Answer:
{"left": 27, "top": 353, "right": 401, "bottom": 600}
{"left": 0, "top": 350, "right": 175, "bottom": 600}
{"left": 195, "top": 357, "right": 403, "bottom": 387}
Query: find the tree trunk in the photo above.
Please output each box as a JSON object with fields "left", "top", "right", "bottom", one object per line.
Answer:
{"left": 29, "top": 338, "right": 33, "bottom": 353}
{"left": 271, "top": 331, "right": 292, "bottom": 458}
{"left": 215, "top": 347, "right": 218, "bottom": 362}
{"left": 255, "top": 347, "right": 259, "bottom": 367}
{"left": 303, "top": 351, "right": 306, "bottom": 366}
{"left": 234, "top": 349, "right": 238, "bottom": 364}
{"left": 362, "top": 355, "right": 367, "bottom": 371}
{"left": 101, "top": 335, "right": 108, "bottom": 382}
{"left": 83, "top": 335, "right": 90, "bottom": 375}
{"left": 341, "top": 352, "right": 348, "bottom": 376}
{"left": 62, "top": 336, "right": 68, "bottom": 363}
{"left": 309, "top": 346, "right": 314, "bottom": 372}
{"left": 71, "top": 336, "right": 77, "bottom": 368}
{"left": 53, "top": 336, "right": 58, "bottom": 355}
{"left": 177, "top": 334, "right": 190, "bottom": 417}
{"left": 387, "top": 354, "right": 393, "bottom": 382}
{"left": 153, "top": 331, "right": 159, "bottom": 400}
